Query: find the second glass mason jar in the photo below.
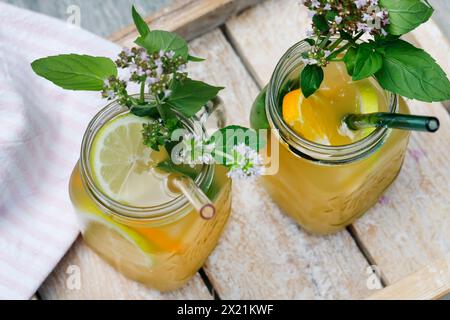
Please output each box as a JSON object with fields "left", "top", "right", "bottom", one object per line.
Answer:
{"left": 252, "top": 40, "right": 411, "bottom": 235}
{"left": 69, "top": 98, "right": 231, "bottom": 291}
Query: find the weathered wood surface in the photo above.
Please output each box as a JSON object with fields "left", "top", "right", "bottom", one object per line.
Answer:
{"left": 225, "top": 0, "right": 450, "bottom": 294}
{"left": 1, "top": 0, "right": 174, "bottom": 37}
{"left": 110, "top": 0, "right": 264, "bottom": 47}
{"left": 39, "top": 237, "right": 212, "bottom": 300}
{"left": 368, "top": 254, "right": 450, "bottom": 300}
{"left": 37, "top": 0, "right": 450, "bottom": 299}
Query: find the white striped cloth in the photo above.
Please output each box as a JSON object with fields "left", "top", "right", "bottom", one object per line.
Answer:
{"left": 0, "top": 3, "right": 122, "bottom": 299}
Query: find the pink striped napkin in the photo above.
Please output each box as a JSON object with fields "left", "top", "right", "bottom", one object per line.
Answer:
{"left": 0, "top": 3, "right": 122, "bottom": 299}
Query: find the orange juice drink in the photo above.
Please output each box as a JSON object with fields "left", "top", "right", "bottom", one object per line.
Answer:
{"left": 69, "top": 101, "right": 231, "bottom": 291}
{"left": 254, "top": 41, "right": 410, "bottom": 234}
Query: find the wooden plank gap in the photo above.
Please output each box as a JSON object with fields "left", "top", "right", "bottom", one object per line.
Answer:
{"left": 109, "top": 0, "right": 265, "bottom": 48}
{"left": 347, "top": 226, "right": 388, "bottom": 288}
{"left": 199, "top": 268, "right": 222, "bottom": 300}
{"left": 220, "top": 25, "right": 263, "bottom": 90}
{"left": 367, "top": 254, "right": 450, "bottom": 300}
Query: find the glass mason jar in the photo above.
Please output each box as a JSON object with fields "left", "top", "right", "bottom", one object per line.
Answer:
{"left": 69, "top": 97, "right": 231, "bottom": 291}
{"left": 251, "top": 40, "right": 411, "bottom": 235}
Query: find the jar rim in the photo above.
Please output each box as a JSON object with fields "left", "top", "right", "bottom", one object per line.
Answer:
{"left": 266, "top": 39, "right": 398, "bottom": 164}
{"left": 79, "top": 95, "right": 214, "bottom": 222}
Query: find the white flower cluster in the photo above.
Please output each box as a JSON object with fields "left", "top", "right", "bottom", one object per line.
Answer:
{"left": 301, "top": 46, "right": 331, "bottom": 66}
{"left": 177, "top": 133, "right": 216, "bottom": 166}
{"left": 227, "top": 144, "right": 264, "bottom": 180}
{"left": 114, "top": 47, "right": 188, "bottom": 98}
{"left": 301, "top": 0, "right": 389, "bottom": 37}
{"left": 176, "top": 135, "right": 263, "bottom": 179}
{"left": 357, "top": 1, "right": 389, "bottom": 35}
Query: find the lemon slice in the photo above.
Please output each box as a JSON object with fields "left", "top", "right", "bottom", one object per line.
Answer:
{"left": 83, "top": 212, "right": 154, "bottom": 269}
{"left": 90, "top": 113, "right": 173, "bottom": 206}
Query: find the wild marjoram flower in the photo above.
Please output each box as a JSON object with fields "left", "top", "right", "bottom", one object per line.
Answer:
{"left": 298, "top": 0, "right": 450, "bottom": 101}
{"left": 177, "top": 135, "right": 264, "bottom": 180}
{"left": 30, "top": 6, "right": 264, "bottom": 179}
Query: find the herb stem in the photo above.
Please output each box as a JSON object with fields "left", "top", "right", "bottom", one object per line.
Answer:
{"left": 328, "top": 37, "right": 343, "bottom": 51}
{"left": 154, "top": 95, "right": 167, "bottom": 120}
{"left": 139, "top": 80, "right": 146, "bottom": 104}
{"left": 345, "top": 113, "right": 440, "bottom": 133}
{"left": 328, "top": 31, "right": 364, "bottom": 60}
{"left": 319, "top": 34, "right": 331, "bottom": 49}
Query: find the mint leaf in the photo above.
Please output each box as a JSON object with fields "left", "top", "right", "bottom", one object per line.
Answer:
{"left": 250, "top": 86, "right": 270, "bottom": 131}
{"left": 31, "top": 54, "right": 117, "bottom": 91}
{"left": 380, "top": 0, "right": 434, "bottom": 35}
{"left": 188, "top": 55, "right": 205, "bottom": 62}
{"left": 136, "top": 30, "right": 188, "bottom": 59}
{"left": 375, "top": 39, "right": 450, "bottom": 102}
{"left": 304, "top": 38, "right": 315, "bottom": 46}
{"left": 167, "top": 78, "right": 224, "bottom": 117}
{"left": 130, "top": 103, "right": 159, "bottom": 117}
{"left": 312, "top": 14, "right": 329, "bottom": 33}
{"left": 209, "top": 125, "right": 264, "bottom": 166}
{"left": 343, "top": 47, "right": 357, "bottom": 76}
{"left": 132, "top": 5, "right": 150, "bottom": 37}
{"left": 352, "top": 43, "right": 383, "bottom": 81}
{"left": 300, "top": 64, "right": 324, "bottom": 98}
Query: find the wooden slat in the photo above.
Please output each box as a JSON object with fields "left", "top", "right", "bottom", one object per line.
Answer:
{"left": 226, "top": 0, "right": 450, "bottom": 298}
{"left": 39, "top": 237, "right": 212, "bottom": 300}
{"left": 3, "top": 0, "right": 175, "bottom": 37}
{"left": 350, "top": 18, "right": 450, "bottom": 288}
{"left": 368, "top": 254, "right": 450, "bottom": 300}
{"left": 188, "top": 30, "right": 372, "bottom": 299}
{"left": 109, "top": 0, "right": 263, "bottom": 47}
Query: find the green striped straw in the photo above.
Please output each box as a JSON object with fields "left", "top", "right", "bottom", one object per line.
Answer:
{"left": 345, "top": 113, "right": 440, "bottom": 133}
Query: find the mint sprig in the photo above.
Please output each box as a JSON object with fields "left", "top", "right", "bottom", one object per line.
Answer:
{"left": 299, "top": 0, "right": 450, "bottom": 102}
{"left": 29, "top": 5, "right": 262, "bottom": 180}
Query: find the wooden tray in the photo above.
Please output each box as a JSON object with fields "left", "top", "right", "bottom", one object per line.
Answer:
{"left": 37, "top": 0, "right": 450, "bottom": 300}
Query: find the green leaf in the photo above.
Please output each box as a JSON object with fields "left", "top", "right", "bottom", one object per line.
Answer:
{"left": 325, "top": 10, "right": 337, "bottom": 21}
{"left": 343, "top": 46, "right": 357, "bottom": 76}
{"left": 375, "top": 39, "right": 450, "bottom": 102}
{"left": 209, "top": 125, "right": 265, "bottom": 166}
{"left": 130, "top": 103, "right": 159, "bottom": 117}
{"left": 380, "top": 0, "right": 434, "bottom": 35}
{"left": 187, "top": 55, "right": 205, "bottom": 62}
{"left": 132, "top": 5, "right": 150, "bottom": 37}
{"left": 304, "top": 38, "right": 315, "bottom": 46}
{"left": 339, "top": 30, "right": 354, "bottom": 43}
{"left": 312, "top": 14, "right": 329, "bottom": 33}
{"left": 31, "top": 54, "right": 117, "bottom": 91}
{"left": 136, "top": 30, "right": 188, "bottom": 59}
{"left": 167, "top": 78, "right": 224, "bottom": 117}
{"left": 300, "top": 64, "right": 324, "bottom": 98}
{"left": 352, "top": 43, "right": 383, "bottom": 81}
{"left": 250, "top": 86, "right": 270, "bottom": 130}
